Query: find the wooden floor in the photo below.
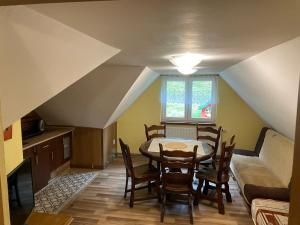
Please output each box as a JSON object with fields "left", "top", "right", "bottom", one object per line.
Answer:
{"left": 62, "top": 155, "right": 253, "bottom": 225}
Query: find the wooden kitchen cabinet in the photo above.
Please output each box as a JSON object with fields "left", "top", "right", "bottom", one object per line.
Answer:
{"left": 50, "top": 136, "right": 64, "bottom": 171}
{"left": 23, "top": 141, "right": 52, "bottom": 193}
{"left": 34, "top": 141, "right": 52, "bottom": 192}
{"left": 63, "top": 133, "right": 72, "bottom": 162}
{"left": 23, "top": 130, "right": 73, "bottom": 193}
{"left": 23, "top": 146, "right": 39, "bottom": 193}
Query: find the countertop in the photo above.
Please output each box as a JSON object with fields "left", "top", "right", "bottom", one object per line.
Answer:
{"left": 23, "top": 127, "right": 74, "bottom": 150}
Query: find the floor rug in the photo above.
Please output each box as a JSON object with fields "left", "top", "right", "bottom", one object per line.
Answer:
{"left": 34, "top": 169, "right": 99, "bottom": 213}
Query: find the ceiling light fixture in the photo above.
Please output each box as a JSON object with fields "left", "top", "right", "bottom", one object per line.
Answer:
{"left": 169, "top": 53, "right": 203, "bottom": 68}
{"left": 176, "top": 67, "right": 198, "bottom": 75}
{"left": 169, "top": 53, "right": 203, "bottom": 75}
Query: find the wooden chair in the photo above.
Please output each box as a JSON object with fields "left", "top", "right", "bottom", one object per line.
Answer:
{"left": 195, "top": 138, "right": 235, "bottom": 214}
{"left": 159, "top": 143, "right": 197, "bottom": 224}
{"left": 144, "top": 124, "right": 166, "bottom": 141}
{"left": 196, "top": 125, "right": 222, "bottom": 168}
{"left": 230, "top": 135, "right": 236, "bottom": 145}
{"left": 119, "top": 138, "right": 161, "bottom": 208}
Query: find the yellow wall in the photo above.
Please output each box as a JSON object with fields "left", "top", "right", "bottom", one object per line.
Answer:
{"left": 216, "top": 78, "right": 265, "bottom": 149}
{"left": 3, "top": 120, "right": 23, "bottom": 175}
{"left": 118, "top": 78, "right": 162, "bottom": 152}
{"left": 117, "top": 76, "right": 265, "bottom": 153}
{"left": 0, "top": 103, "right": 11, "bottom": 225}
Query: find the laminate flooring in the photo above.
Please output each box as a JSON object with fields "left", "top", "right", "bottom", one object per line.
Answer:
{"left": 62, "top": 155, "right": 253, "bottom": 225}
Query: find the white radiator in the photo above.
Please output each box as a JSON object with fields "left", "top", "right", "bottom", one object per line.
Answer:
{"left": 166, "top": 125, "right": 222, "bottom": 155}
{"left": 166, "top": 125, "right": 197, "bottom": 140}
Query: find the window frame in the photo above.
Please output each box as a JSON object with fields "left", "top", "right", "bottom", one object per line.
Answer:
{"left": 161, "top": 75, "right": 218, "bottom": 123}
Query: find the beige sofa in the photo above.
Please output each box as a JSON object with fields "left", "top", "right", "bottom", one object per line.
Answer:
{"left": 230, "top": 128, "right": 294, "bottom": 205}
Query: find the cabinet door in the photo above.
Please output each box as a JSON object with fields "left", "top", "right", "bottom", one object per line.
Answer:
{"left": 63, "top": 132, "right": 72, "bottom": 162}
{"left": 23, "top": 147, "right": 38, "bottom": 193}
{"left": 50, "top": 136, "right": 64, "bottom": 171}
{"left": 34, "top": 141, "right": 51, "bottom": 192}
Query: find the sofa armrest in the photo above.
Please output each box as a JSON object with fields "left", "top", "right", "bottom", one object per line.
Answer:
{"left": 233, "top": 149, "right": 258, "bottom": 157}
{"left": 244, "top": 184, "right": 290, "bottom": 204}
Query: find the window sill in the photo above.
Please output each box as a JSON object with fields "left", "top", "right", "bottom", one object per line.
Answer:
{"left": 160, "top": 121, "right": 216, "bottom": 126}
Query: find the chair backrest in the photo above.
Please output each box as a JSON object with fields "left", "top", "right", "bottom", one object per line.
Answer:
{"left": 119, "top": 138, "right": 134, "bottom": 177}
{"left": 229, "top": 135, "right": 235, "bottom": 145}
{"left": 144, "top": 124, "right": 166, "bottom": 141}
{"left": 217, "top": 140, "right": 235, "bottom": 182}
{"left": 159, "top": 143, "right": 197, "bottom": 191}
{"left": 197, "top": 125, "right": 222, "bottom": 159}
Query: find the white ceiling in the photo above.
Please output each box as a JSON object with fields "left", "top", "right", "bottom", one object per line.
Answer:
{"left": 36, "top": 65, "right": 146, "bottom": 128}
{"left": 29, "top": 0, "right": 300, "bottom": 74}
{"left": 221, "top": 37, "right": 300, "bottom": 140}
{"left": 2, "top": 1, "right": 299, "bottom": 139}
{"left": 0, "top": 5, "right": 119, "bottom": 128}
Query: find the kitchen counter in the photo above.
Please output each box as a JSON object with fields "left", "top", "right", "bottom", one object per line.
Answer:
{"left": 23, "top": 127, "right": 74, "bottom": 150}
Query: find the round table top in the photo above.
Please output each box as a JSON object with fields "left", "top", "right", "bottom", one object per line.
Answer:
{"left": 139, "top": 138, "right": 214, "bottom": 163}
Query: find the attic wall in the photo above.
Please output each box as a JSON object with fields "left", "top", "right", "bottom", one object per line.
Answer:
{"left": 0, "top": 102, "right": 10, "bottom": 225}
{"left": 117, "top": 78, "right": 162, "bottom": 153}
{"left": 221, "top": 36, "right": 300, "bottom": 139}
{"left": 0, "top": 5, "right": 119, "bottom": 128}
{"left": 36, "top": 65, "right": 145, "bottom": 128}
{"left": 117, "top": 76, "right": 265, "bottom": 153}
{"left": 3, "top": 120, "right": 23, "bottom": 175}
{"left": 105, "top": 67, "right": 159, "bottom": 127}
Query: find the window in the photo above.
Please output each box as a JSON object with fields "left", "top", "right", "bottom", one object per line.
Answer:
{"left": 161, "top": 76, "right": 217, "bottom": 123}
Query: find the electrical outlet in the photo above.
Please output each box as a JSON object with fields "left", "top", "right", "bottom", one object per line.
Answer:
{"left": 113, "top": 139, "right": 116, "bottom": 145}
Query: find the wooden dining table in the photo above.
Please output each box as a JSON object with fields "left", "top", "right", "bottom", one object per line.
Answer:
{"left": 139, "top": 138, "right": 214, "bottom": 166}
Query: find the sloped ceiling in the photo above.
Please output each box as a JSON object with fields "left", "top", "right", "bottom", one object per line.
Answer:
{"left": 36, "top": 65, "right": 147, "bottom": 128}
{"left": 29, "top": 0, "right": 300, "bottom": 74}
{"left": 2, "top": 2, "right": 300, "bottom": 136}
{"left": 0, "top": 5, "right": 120, "bottom": 128}
{"left": 0, "top": 0, "right": 109, "bottom": 6}
{"left": 221, "top": 37, "right": 300, "bottom": 140}
{"left": 105, "top": 67, "right": 159, "bottom": 127}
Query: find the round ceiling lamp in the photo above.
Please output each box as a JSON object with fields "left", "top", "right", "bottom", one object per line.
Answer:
{"left": 169, "top": 53, "right": 203, "bottom": 75}
{"left": 176, "top": 67, "right": 198, "bottom": 75}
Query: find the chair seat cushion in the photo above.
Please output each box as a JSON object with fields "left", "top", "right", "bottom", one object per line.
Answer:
{"left": 196, "top": 167, "right": 229, "bottom": 183}
{"left": 133, "top": 164, "right": 159, "bottom": 180}
{"left": 251, "top": 199, "right": 289, "bottom": 225}
{"left": 230, "top": 154, "right": 285, "bottom": 199}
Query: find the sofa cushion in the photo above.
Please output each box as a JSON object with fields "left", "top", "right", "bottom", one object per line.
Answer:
{"left": 259, "top": 129, "right": 294, "bottom": 187}
{"left": 251, "top": 199, "right": 289, "bottom": 225}
{"left": 231, "top": 154, "right": 285, "bottom": 200}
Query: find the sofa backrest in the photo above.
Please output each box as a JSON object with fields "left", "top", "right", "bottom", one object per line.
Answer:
{"left": 259, "top": 129, "right": 294, "bottom": 187}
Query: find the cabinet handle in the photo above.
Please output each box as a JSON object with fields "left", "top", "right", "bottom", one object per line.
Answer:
{"left": 42, "top": 144, "right": 50, "bottom": 149}
{"left": 35, "top": 155, "right": 39, "bottom": 165}
{"left": 51, "top": 152, "right": 54, "bottom": 160}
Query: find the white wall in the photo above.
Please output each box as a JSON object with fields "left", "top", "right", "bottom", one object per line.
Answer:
{"left": 221, "top": 36, "right": 300, "bottom": 139}
{"left": 0, "top": 6, "right": 119, "bottom": 128}
{"left": 36, "top": 65, "right": 145, "bottom": 128}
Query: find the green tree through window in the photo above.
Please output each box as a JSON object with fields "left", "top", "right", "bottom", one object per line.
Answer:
{"left": 161, "top": 76, "right": 217, "bottom": 122}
